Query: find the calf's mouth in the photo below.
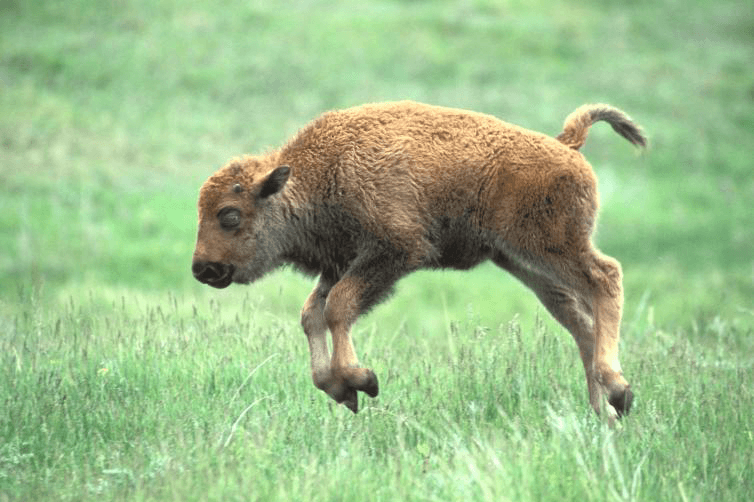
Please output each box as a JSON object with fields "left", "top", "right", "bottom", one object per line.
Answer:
{"left": 192, "top": 261, "right": 235, "bottom": 289}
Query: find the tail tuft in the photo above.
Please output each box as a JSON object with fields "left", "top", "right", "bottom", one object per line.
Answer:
{"left": 556, "top": 105, "right": 647, "bottom": 151}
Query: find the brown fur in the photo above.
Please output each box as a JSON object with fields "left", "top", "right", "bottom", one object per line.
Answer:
{"left": 192, "top": 101, "right": 646, "bottom": 420}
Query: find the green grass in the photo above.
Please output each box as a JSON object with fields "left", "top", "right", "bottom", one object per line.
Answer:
{"left": 3, "top": 286, "right": 753, "bottom": 501}
{"left": 2, "top": 0, "right": 753, "bottom": 500}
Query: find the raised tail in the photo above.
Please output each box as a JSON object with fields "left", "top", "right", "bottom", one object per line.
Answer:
{"left": 556, "top": 104, "right": 647, "bottom": 150}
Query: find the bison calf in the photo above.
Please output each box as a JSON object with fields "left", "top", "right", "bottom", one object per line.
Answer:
{"left": 192, "top": 101, "right": 645, "bottom": 420}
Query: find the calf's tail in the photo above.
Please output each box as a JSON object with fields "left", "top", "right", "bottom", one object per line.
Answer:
{"left": 556, "top": 104, "right": 647, "bottom": 151}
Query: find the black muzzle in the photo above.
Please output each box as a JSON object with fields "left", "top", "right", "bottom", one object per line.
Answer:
{"left": 192, "top": 261, "right": 235, "bottom": 289}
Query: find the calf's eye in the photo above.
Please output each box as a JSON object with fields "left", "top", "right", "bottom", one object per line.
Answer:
{"left": 218, "top": 208, "right": 241, "bottom": 230}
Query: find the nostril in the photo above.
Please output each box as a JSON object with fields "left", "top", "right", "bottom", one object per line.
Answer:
{"left": 192, "top": 261, "right": 222, "bottom": 282}
{"left": 192, "top": 261, "right": 207, "bottom": 278}
{"left": 192, "top": 261, "right": 234, "bottom": 287}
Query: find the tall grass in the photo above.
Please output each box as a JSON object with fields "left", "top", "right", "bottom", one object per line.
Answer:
{"left": 2, "top": 285, "right": 752, "bottom": 500}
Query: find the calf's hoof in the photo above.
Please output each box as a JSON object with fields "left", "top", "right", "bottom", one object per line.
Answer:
{"left": 608, "top": 384, "right": 633, "bottom": 418}
{"left": 361, "top": 369, "right": 379, "bottom": 398}
{"left": 322, "top": 367, "right": 380, "bottom": 413}
{"left": 338, "top": 387, "right": 360, "bottom": 413}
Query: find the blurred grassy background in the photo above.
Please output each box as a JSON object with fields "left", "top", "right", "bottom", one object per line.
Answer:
{"left": 2, "top": 0, "right": 752, "bottom": 334}
{"left": 1, "top": 1, "right": 753, "bottom": 499}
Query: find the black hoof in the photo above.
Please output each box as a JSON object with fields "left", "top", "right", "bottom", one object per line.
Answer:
{"left": 609, "top": 385, "right": 633, "bottom": 417}
{"left": 362, "top": 370, "right": 379, "bottom": 398}
{"left": 341, "top": 389, "right": 359, "bottom": 413}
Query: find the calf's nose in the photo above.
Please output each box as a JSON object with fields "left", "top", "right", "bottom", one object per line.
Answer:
{"left": 192, "top": 261, "right": 209, "bottom": 278}
{"left": 192, "top": 261, "right": 235, "bottom": 288}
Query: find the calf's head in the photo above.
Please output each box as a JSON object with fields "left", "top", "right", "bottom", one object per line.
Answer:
{"left": 192, "top": 158, "right": 291, "bottom": 288}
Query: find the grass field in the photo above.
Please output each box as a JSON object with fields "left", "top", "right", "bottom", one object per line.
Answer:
{"left": 2, "top": 0, "right": 753, "bottom": 500}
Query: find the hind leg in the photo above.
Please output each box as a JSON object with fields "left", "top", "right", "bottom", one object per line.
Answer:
{"left": 494, "top": 251, "right": 632, "bottom": 420}
{"left": 493, "top": 254, "right": 600, "bottom": 409}
{"left": 587, "top": 251, "right": 633, "bottom": 418}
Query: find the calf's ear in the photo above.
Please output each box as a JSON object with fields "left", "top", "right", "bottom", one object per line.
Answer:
{"left": 258, "top": 165, "right": 291, "bottom": 198}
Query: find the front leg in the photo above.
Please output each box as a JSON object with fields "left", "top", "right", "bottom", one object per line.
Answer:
{"left": 322, "top": 275, "right": 380, "bottom": 412}
{"left": 300, "top": 272, "right": 335, "bottom": 397}
{"left": 300, "top": 271, "right": 379, "bottom": 412}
